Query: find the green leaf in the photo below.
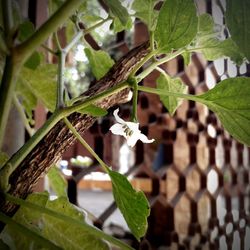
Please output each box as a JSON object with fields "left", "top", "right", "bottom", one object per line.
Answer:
{"left": 194, "top": 14, "right": 244, "bottom": 65}
{"left": 43, "top": 197, "right": 109, "bottom": 250}
{"left": 17, "top": 21, "right": 35, "bottom": 42}
{"left": 47, "top": 165, "right": 68, "bottom": 197}
{"left": 155, "top": 0, "right": 198, "bottom": 53}
{"left": 108, "top": 169, "right": 150, "bottom": 240}
{"left": 182, "top": 51, "right": 191, "bottom": 66}
{"left": 19, "top": 64, "right": 57, "bottom": 111}
{"left": 103, "top": 0, "right": 130, "bottom": 26}
{"left": 78, "top": 104, "right": 108, "bottom": 117}
{"left": 111, "top": 16, "right": 133, "bottom": 33}
{"left": 15, "top": 77, "right": 37, "bottom": 124}
{"left": 84, "top": 48, "right": 115, "bottom": 80}
{"left": 1, "top": 193, "right": 110, "bottom": 250}
{"left": 1, "top": 192, "right": 49, "bottom": 249}
{"left": 24, "top": 51, "right": 41, "bottom": 70}
{"left": 0, "top": 151, "right": 9, "bottom": 169}
{"left": 156, "top": 74, "right": 188, "bottom": 116}
{"left": 225, "top": 0, "right": 250, "bottom": 61}
{"left": 132, "top": 0, "right": 158, "bottom": 31}
{"left": 197, "top": 77, "right": 250, "bottom": 146}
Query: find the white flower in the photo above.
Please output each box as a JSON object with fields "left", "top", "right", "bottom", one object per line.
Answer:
{"left": 109, "top": 108, "right": 155, "bottom": 147}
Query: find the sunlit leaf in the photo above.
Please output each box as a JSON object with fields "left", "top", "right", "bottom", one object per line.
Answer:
{"left": 197, "top": 77, "right": 250, "bottom": 146}
{"left": 108, "top": 169, "right": 150, "bottom": 241}
{"left": 1, "top": 192, "right": 49, "bottom": 249}
{"left": 157, "top": 74, "right": 188, "bottom": 116}
{"left": 103, "top": 0, "right": 130, "bottom": 26}
{"left": 85, "top": 48, "right": 114, "bottom": 80}
{"left": 194, "top": 14, "right": 244, "bottom": 65}
{"left": 43, "top": 197, "right": 110, "bottom": 250}
{"left": 226, "top": 0, "right": 250, "bottom": 61}
{"left": 19, "top": 64, "right": 57, "bottom": 111}
{"left": 79, "top": 104, "right": 108, "bottom": 117}
{"left": 132, "top": 0, "right": 158, "bottom": 31}
{"left": 47, "top": 165, "right": 68, "bottom": 197}
{"left": 155, "top": 0, "right": 198, "bottom": 53}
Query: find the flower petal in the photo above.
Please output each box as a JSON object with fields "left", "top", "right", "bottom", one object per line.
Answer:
{"left": 127, "top": 134, "right": 140, "bottom": 147}
{"left": 139, "top": 133, "right": 155, "bottom": 144}
{"left": 110, "top": 123, "right": 126, "bottom": 136}
{"left": 113, "top": 108, "right": 125, "bottom": 124}
{"left": 126, "top": 121, "right": 140, "bottom": 131}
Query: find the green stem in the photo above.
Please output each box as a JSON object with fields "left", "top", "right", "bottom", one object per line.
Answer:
{"left": 2, "top": 0, "right": 13, "bottom": 47}
{"left": 41, "top": 44, "right": 56, "bottom": 55}
{"left": 0, "top": 211, "right": 62, "bottom": 249}
{"left": 15, "top": 0, "right": 82, "bottom": 64}
{"left": 64, "top": 118, "right": 109, "bottom": 173}
{"left": 0, "top": 55, "right": 20, "bottom": 148}
{"left": 13, "top": 94, "right": 34, "bottom": 136}
{"left": 129, "top": 50, "right": 156, "bottom": 77}
{"left": 57, "top": 51, "right": 66, "bottom": 108}
{"left": 4, "top": 194, "right": 133, "bottom": 250}
{"left": 64, "top": 17, "right": 110, "bottom": 54}
{"left": 137, "top": 85, "right": 201, "bottom": 102}
{"left": 131, "top": 80, "right": 138, "bottom": 122}
{"left": 135, "top": 49, "right": 184, "bottom": 82}
{"left": 149, "top": 31, "right": 155, "bottom": 52}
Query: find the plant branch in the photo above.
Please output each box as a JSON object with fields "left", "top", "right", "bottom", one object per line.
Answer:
{"left": 0, "top": 211, "right": 62, "bottom": 249}
{"left": 57, "top": 51, "right": 66, "bottom": 108}
{"left": 64, "top": 118, "right": 109, "bottom": 173}
{"left": 15, "top": 0, "right": 82, "bottom": 64}
{"left": 135, "top": 49, "right": 184, "bottom": 82}
{"left": 1, "top": 0, "right": 13, "bottom": 47}
{"left": 4, "top": 193, "right": 133, "bottom": 250}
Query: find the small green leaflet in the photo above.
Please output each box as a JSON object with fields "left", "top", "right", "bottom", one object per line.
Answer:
{"left": 182, "top": 51, "right": 191, "bottom": 66}
{"left": 103, "top": 0, "right": 130, "bottom": 26}
{"left": 194, "top": 14, "right": 244, "bottom": 65}
{"left": 156, "top": 74, "right": 188, "bottom": 116}
{"left": 0, "top": 151, "right": 9, "bottom": 169}
{"left": 15, "top": 77, "right": 37, "bottom": 124}
{"left": 154, "top": 0, "right": 198, "bottom": 53}
{"left": 108, "top": 169, "right": 150, "bottom": 241}
{"left": 196, "top": 77, "right": 250, "bottom": 146}
{"left": 110, "top": 16, "right": 133, "bottom": 33}
{"left": 17, "top": 21, "right": 35, "bottom": 42}
{"left": 226, "top": 0, "right": 250, "bottom": 61}
{"left": 78, "top": 104, "right": 108, "bottom": 117}
{"left": 47, "top": 165, "right": 68, "bottom": 197}
{"left": 18, "top": 64, "right": 57, "bottom": 111}
{"left": 24, "top": 51, "right": 41, "bottom": 70}
{"left": 84, "top": 48, "right": 115, "bottom": 80}
{"left": 132, "top": 0, "right": 158, "bottom": 31}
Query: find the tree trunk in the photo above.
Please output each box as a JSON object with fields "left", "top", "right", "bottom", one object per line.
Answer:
{"left": 0, "top": 42, "right": 149, "bottom": 216}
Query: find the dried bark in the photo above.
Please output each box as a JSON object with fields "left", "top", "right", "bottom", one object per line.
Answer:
{"left": 0, "top": 42, "right": 150, "bottom": 216}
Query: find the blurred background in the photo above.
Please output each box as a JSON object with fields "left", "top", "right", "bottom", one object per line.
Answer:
{"left": 3, "top": 0, "right": 250, "bottom": 249}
